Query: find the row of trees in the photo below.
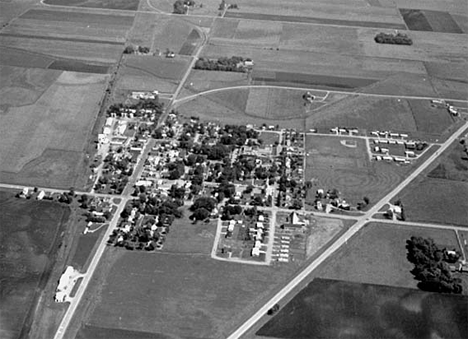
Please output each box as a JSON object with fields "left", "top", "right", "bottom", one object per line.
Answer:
{"left": 375, "top": 32, "right": 413, "bottom": 45}
{"left": 406, "top": 236, "right": 462, "bottom": 294}
{"left": 173, "top": 0, "right": 195, "bottom": 14}
{"left": 194, "top": 56, "right": 249, "bottom": 73}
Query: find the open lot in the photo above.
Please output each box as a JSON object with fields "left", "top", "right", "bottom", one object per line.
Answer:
{"left": 399, "top": 178, "right": 468, "bottom": 226}
{"left": 305, "top": 135, "right": 415, "bottom": 205}
{"left": 0, "top": 71, "right": 108, "bottom": 189}
{"left": 80, "top": 249, "right": 295, "bottom": 338}
{"left": 0, "top": 190, "right": 71, "bottom": 339}
{"left": 257, "top": 278, "right": 468, "bottom": 339}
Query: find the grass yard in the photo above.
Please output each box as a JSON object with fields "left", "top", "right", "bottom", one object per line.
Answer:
{"left": 305, "top": 135, "right": 410, "bottom": 205}
{"left": 316, "top": 222, "right": 461, "bottom": 288}
{"left": 258, "top": 131, "right": 280, "bottom": 146}
{"left": 0, "top": 71, "right": 108, "bottom": 189}
{"left": 43, "top": 0, "right": 141, "bottom": 11}
{"left": 399, "top": 178, "right": 468, "bottom": 226}
{"left": 161, "top": 213, "right": 217, "bottom": 254}
{"left": 257, "top": 278, "right": 468, "bottom": 339}
{"left": 83, "top": 249, "right": 296, "bottom": 338}
{"left": 0, "top": 190, "right": 71, "bottom": 339}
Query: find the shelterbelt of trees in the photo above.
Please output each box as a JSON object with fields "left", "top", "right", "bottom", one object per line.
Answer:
{"left": 406, "top": 236, "right": 463, "bottom": 294}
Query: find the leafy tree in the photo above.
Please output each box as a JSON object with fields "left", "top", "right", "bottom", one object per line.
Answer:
{"left": 191, "top": 197, "right": 217, "bottom": 212}
{"left": 191, "top": 207, "right": 210, "bottom": 221}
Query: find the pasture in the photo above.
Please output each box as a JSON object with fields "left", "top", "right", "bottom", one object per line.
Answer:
{"left": 0, "top": 191, "right": 71, "bottom": 339}
{"left": 0, "top": 71, "right": 108, "bottom": 189}
{"left": 257, "top": 278, "right": 468, "bottom": 339}
{"left": 399, "top": 178, "right": 468, "bottom": 226}
{"left": 305, "top": 135, "right": 411, "bottom": 205}
{"left": 84, "top": 250, "right": 295, "bottom": 338}
{"left": 316, "top": 222, "right": 461, "bottom": 288}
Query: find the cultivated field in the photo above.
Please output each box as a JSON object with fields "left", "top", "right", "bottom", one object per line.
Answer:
{"left": 257, "top": 278, "right": 468, "bottom": 339}
{"left": 315, "top": 222, "right": 461, "bottom": 288}
{"left": 0, "top": 71, "right": 108, "bottom": 189}
{"left": 182, "top": 69, "right": 249, "bottom": 94}
{"left": 399, "top": 178, "right": 468, "bottom": 226}
{"left": 80, "top": 249, "right": 296, "bottom": 338}
{"left": 43, "top": 0, "right": 141, "bottom": 11}
{"left": 0, "top": 8, "right": 134, "bottom": 64}
{"left": 0, "top": 190, "right": 71, "bottom": 339}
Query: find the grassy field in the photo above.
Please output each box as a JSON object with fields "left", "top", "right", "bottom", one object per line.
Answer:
{"left": 0, "top": 71, "right": 108, "bottom": 189}
{"left": 0, "top": 190, "right": 71, "bottom": 339}
{"left": 428, "top": 142, "right": 468, "bottom": 182}
{"left": 81, "top": 249, "right": 296, "bottom": 339}
{"left": 305, "top": 135, "right": 413, "bottom": 205}
{"left": 316, "top": 222, "right": 461, "bottom": 288}
{"left": 257, "top": 278, "right": 468, "bottom": 339}
{"left": 399, "top": 178, "right": 468, "bottom": 226}
{"left": 408, "top": 99, "right": 455, "bottom": 136}
{"left": 182, "top": 70, "right": 249, "bottom": 93}
{"left": 176, "top": 88, "right": 305, "bottom": 129}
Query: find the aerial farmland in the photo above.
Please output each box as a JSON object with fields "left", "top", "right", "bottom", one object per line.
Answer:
{"left": 0, "top": 0, "right": 467, "bottom": 338}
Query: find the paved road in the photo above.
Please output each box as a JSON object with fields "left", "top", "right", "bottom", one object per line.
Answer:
{"left": 227, "top": 121, "right": 468, "bottom": 339}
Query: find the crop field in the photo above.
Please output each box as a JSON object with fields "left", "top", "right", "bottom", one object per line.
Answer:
{"left": 245, "top": 87, "right": 310, "bottom": 120}
{"left": 126, "top": 12, "right": 159, "bottom": 48}
{"left": 179, "top": 29, "right": 202, "bottom": 55}
{"left": 175, "top": 93, "right": 304, "bottom": 128}
{"left": 82, "top": 249, "right": 296, "bottom": 338}
{"left": 151, "top": 16, "right": 198, "bottom": 55}
{"left": 2, "top": 18, "right": 128, "bottom": 44}
{"left": 400, "top": 9, "right": 463, "bottom": 33}
{"left": 122, "top": 55, "right": 189, "bottom": 80}
{"left": 305, "top": 135, "right": 412, "bottom": 205}
{"left": 0, "top": 35, "right": 124, "bottom": 64}
{"left": 0, "top": 46, "right": 55, "bottom": 69}
{"left": 0, "top": 191, "right": 71, "bottom": 339}
{"left": 0, "top": 66, "right": 62, "bottom": 113}
{"left": 182, "top": 70, "right": 249, "bottom": 94}
{"left": 257, "top": 278, "right": 468, "bottom": 339}
{"left": 316, "top": 222, "right": 460, "bottom": 288}
{"left": 305, "top": 96, "right": 417, "bottom": 133}
{"left": 47, "top": 60, "right": 109, "bottom": 74}
{"left": 43, "top": 0, "right": 141, "bottom": 11}
{"left": 399, "top": 178, "right": 468, "bottom": 226}
{"left": 0, "top": 71, "right": 108, "bottom": 189}
{"left": 19, "top": 9, "right": 135, "bottom": 27}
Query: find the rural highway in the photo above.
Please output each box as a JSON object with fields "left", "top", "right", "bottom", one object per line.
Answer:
{"left": 227, "top": 120, "right": 468, "bottom": 339}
